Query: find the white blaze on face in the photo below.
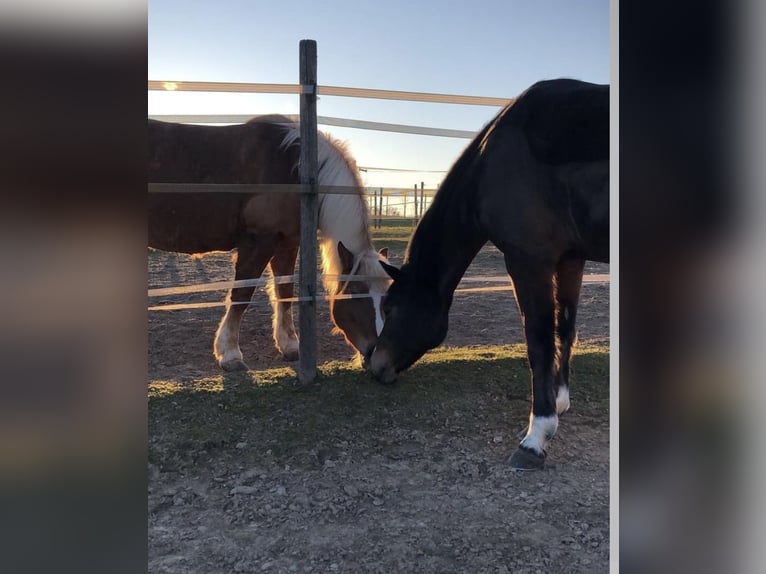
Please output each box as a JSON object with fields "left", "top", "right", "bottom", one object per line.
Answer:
{"left": 371, "top": 293, "right": 384, "bottom": 336}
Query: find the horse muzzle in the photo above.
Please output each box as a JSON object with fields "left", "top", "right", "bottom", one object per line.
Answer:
{"left": 361, "top": 345, "right": 375, "bottom": 370}
{"left": 368, "top": 347, "right": 398, "bottom": 384}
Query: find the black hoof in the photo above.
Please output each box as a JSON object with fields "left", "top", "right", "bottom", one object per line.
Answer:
{"left": 508, "top": 446, "right": 546, "bottom": 470}
{"left": 221, "top": 359, "right": 249, "bottom": 372}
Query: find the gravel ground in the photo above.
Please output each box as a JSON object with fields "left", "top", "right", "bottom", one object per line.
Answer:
{"left": 149, "top": 244, "right": 610, "bottom": 573}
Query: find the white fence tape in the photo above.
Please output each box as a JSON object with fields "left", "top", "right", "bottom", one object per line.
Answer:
{"left": 148, "top": 274, "right": 609, "bottom": 311}
{"left": 149, "top": 114, "right": 477, "bottom": 139}
{"left": 149, "top": 81, "right": 512, "bottom": 107}
{"left": 148, "top": 182, "right": 383, "bottom": 195}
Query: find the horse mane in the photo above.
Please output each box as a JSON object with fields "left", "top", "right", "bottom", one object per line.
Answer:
{"left": 274, "top": 118, "right": 386, "bottom": 295}
{"left": 403, "top": 114, "right": 499, "bottom": 276}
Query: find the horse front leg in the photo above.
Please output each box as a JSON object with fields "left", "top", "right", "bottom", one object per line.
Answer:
{"left": 268, "top": 238, "right": 300, "bottom": 361}
{"left": 554, "top": 258, "right": 585, "bottom": 415}
{"left": 214, "top": 234, "right": 275, "bottom": 371}
{"left": 505, "top": 257, "right": 558, "bottom": 470}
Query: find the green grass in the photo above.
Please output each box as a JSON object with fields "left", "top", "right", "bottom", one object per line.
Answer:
{"left": 370, "top": 224, "right": 415, "bottom": 258}
{"left": 149, "top": 344, "right": 608, "bottom": 466}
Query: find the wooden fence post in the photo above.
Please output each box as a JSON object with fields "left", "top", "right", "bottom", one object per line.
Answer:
{"left": 298, "top": 39, "right": 318, "bottom": 384}
{"left": 420, "top": 181, "right": 425, "bottom": 220}
{"left": 413, "top": 184, "right": 418, "bottom": 226}
{"left": 378, "top": 188, "right": 383, "bottom": 228}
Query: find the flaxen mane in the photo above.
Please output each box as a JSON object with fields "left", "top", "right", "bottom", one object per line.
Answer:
{"left": 277, "top": 123, "right": 383, "bottom": 296}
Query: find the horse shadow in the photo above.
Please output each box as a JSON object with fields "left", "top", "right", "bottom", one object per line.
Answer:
{"left": 149, "top": 348, "right": 607, "bottom": 472}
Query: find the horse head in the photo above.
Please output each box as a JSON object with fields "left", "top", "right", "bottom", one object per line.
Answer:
{"left": 368, "top": 261, "right": 449, "bottom": 383}
{"left": 329, "top": 242, "right": 391, "bottom": 366}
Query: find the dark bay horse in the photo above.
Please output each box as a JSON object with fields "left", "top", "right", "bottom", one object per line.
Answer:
{"left": 369, "top": 79, "right": 609, "bottom": 469}
{"left": 149, "top": 115, "right": 390, "bottom": 371}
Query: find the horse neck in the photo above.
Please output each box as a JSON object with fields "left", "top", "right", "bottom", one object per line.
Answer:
{"left": 318, "top": 192, "right": 374, "bottom": 256}
{"left": 280, "top": 122, "right": 371, "bottom": 256}
{"left": 312, "top": 138, "right": 375, "bottom": 291}
{"left": 317, "top": 192, "right": 377, "bottom": 295}
{"left": 406, "top": 172, "right": 488, "bottom": 300}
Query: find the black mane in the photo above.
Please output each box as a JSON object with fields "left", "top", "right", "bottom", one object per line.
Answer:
{"left": 402, "top": 116, "right": 494, "bottom": 283}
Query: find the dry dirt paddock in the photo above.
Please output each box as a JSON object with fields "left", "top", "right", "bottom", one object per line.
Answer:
{"left": 149, "top": 241, "right": 610, "bottom": 573}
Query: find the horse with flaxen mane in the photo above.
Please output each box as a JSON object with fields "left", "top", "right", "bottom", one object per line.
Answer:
{"left": 149, "top": 115, "right": 390, "bottom": 371}
{"left": 369, "top": 79, "right": 609, "bottom": 469}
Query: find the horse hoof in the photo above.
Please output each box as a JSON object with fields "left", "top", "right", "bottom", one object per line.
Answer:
{"left": 221, "top": 359, "right": 249, "bottom": 372}
{"left": 281, "top": 349, "right": 299, "bottom": 362}
{"left": 508, "top": 447, "right": 546, "bottom": 470}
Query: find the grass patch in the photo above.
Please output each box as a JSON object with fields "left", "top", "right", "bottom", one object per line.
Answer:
{"left": 148, "top": 379, "right": 184, "bottom": 398}
{"left": 370, "top": 225, "right": 414, "bottom": 257}
{"left": 149, "top": 344, "right": 608, "bottom": 467}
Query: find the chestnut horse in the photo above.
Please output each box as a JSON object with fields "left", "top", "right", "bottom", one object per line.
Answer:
{"left": 149, "top": 115, "right": 390, "bottom": 370}
{"left": 369, "top": 79, "right": 609, "bottom": 469}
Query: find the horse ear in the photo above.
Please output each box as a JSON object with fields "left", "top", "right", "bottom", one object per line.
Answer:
{"left": 380, "top": 260, "right": 401, "bottom": 281}
{"left": 378, "top": 247, "right": 389, "bottom": 259}
{"left": 337, "top": 241, "right": 355, "bottom": 273}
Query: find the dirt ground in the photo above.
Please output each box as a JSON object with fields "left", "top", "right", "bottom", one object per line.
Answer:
{"left": 148, "top": 243, "right": 610, "bottom": 573}
{"left": 148, "top": 245, "right": 609, "bottom": 379}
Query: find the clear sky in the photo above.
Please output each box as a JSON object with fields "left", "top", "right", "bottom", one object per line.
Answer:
{"left": 148, "top": 0, "right": 610, "bottom": 189}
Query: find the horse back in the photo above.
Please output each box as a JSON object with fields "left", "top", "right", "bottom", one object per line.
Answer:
{"left": 148, "top": 119, "right": 299, "bottom": 253}
{"left": 501, "top": 79, "right": 609, "bottom": 166}
{"left": 479, "top": 80, "right": 610, "bottom": 263}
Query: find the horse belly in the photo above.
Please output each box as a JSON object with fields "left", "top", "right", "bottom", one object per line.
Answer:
{"left": 562, "top": 161, "right": 610, "bottom": 262}
{"left": 478, "top": 150, "right": 568, "bottom": 259}
{"left": 240, "top": 194, "right": 300, "bottom": 237}
{"left": 148, "top": 194, "right": 241, "bottom": 254}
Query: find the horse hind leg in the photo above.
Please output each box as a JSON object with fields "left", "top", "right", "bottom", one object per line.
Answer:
{"left": 267, "top": 240, "right": 300, "bottom": 361}
{"left": 214, "top": 235, "right": 275, "bottom": 371}
{"left": 504, "top": 256, "right": 558, "bottom": 470}
{"left": 554, "top": 258, "right": 585, "bottom": 415}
